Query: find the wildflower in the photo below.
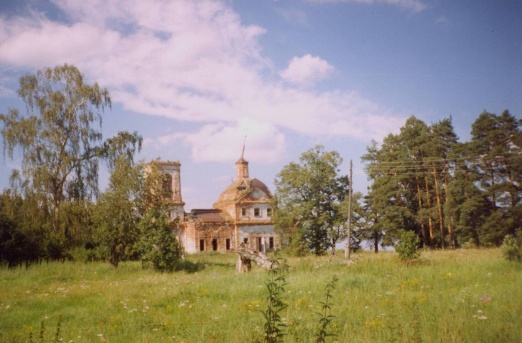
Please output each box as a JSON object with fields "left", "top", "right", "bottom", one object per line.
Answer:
{"left": 472, "top": 315, "right": 487, "bottom": 320}
{"left": 479, "top": 295, "right": 493, "bottom": 303}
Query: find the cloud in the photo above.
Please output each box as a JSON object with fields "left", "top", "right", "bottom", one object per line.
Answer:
{"left": 280, "top": 54, "right": 334, "bottom": 87}
{"left": 306, "top": 0, "right": 426, "bottom": 12}
{"left": 0, "top": 20, "right": 119, "bottom": 68}
{"left": 154, "top": 118, "right": 286, "bottom": 163}
{"left": 0, "top": 0, "right": 404, "bottom": 164}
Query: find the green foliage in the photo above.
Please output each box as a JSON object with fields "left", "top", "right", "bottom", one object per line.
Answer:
{"left": 0, "top": 190, "right": 44, "bottom": 267}
{"left": 274, "top": 145, "right": 349, "bottom": 256}
{"left": 501, "top": 234, "right": 521, "bottom": 261}
{"left": 314, "top": 276, "right": 338, "bottom": 343}
{"left": 66, "top": 246, "right": 108, "bottom": 263}
{"left": 279, "top": 227, "right": 309, "bottom": 257}
{"left": 395, "top": 230, "right": 420, "bottom": 261}
{"left": 1, "top": 65, "right": 109, "bottom": 203}
{"left": 91, "top": 156, "right": 144, "bottom": 267}
{"left": 461, "top": 238, "right": 478, "bottom": 250}
{"left": 351, "top": 192, "right": 379, "bottom": 252}
{"left": 261, "top": 258, "right": 289, "bottom": 343}
{"left": 137, "top": 210, "right": 182, "bottom": 272}
{"left": 0, "top": 65, "right": 142, "bottom": 264}
{"left": 363, "top": 111, "right": 521, "bottom": 250}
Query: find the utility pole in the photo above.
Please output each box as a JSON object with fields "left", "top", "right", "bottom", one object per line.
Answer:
{"left": 345, "top": 159, "right": 353, "bottom": 259}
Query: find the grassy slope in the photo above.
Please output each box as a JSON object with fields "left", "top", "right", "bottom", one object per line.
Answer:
{"left": 0, "top": 249, "right": 521, "bottom": 342}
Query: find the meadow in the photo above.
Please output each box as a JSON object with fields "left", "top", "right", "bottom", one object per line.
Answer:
{"left": 0, "top": 249, "right": 521, "bottom": 342}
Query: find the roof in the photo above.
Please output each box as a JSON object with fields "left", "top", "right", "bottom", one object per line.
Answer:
{"left": 188, "top": 209, "right": 229, "bottom": 222}
{"left": 236, "top": 156, "right": 248, "bottom": 164}
{"left": 215, "top": 177, "right": 273, "bottom": 204}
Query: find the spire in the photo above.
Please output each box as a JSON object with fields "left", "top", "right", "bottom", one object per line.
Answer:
{"left": 237, "top": 136, "right": 247, "bottom": 163}
{"left": 236, "top": 136, "right": 249, "bottom": 179}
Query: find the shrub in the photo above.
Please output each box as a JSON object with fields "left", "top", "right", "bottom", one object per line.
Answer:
{"left": 137, "top": 210, "right": 182, "bottom": 272}
{"left": 501, "top": 235, "right": 521, "bottom": 261}
{"left": 461, "top": 238, "right": 477, "bottom": 249}
{"left": 395, "top": 230, "right": 420, "bottom": 262}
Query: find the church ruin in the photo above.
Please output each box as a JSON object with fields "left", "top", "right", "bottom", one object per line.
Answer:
{"left": 156, "top": 151, "right": 278, "bottom": 254}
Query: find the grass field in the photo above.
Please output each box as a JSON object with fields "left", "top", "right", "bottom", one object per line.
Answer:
{"left": 1, "top": 249, "right": 521, "bottom": 342}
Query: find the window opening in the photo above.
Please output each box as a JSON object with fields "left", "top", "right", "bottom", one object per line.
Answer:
{"left": 162, "top": 174, "right": 173, "bottom": 198}
{"left": 199, "top": 239, "right": 205, "bottom": 251}
{"left": 212, "top": 239, "right": 218, "bottom": 251}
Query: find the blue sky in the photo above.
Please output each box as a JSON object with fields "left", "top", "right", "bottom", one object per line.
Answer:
{"left": 0, "top": 0, "right": 521, "bottom": 209}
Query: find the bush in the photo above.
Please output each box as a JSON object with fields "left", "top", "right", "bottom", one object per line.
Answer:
{"left": 67, "top": 246, "right": 109, "bottom": 263}
{"left": 395, "top": 230, "right": 420, "bottom": 262}
{"left": 461, "top": 238, "right": 477, "bottom": 249}
{"left": 138, "top": 210, "right": 182, "bottom": 272}
{"left": 501, "top": 235, "right": 521, "bottom": 261}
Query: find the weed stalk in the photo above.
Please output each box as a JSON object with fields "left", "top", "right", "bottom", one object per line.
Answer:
{"left": 261, "top": 258, "right": 289, "bottom": 343}
{"left": 315, "top": 275, "right": 338, "bottom": 343}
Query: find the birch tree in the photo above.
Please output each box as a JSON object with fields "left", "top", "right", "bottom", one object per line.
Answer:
{"left": 0, "top": 64, "right": 142, "bottom": 258}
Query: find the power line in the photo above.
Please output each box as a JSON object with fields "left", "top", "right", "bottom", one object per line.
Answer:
{"left": 363, "top": 161, "right": 522, "bottom": 177}
{"left": 363, "top": 155, "right": 521, "bottom": 166}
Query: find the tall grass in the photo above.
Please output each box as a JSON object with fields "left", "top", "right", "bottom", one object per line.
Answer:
{"left": 0, "top": 249, "right": 520, "bottom": 342}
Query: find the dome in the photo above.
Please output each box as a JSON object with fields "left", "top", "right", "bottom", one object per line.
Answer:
{"left": 215, "top": 177, "right": 272, "bottom": 205}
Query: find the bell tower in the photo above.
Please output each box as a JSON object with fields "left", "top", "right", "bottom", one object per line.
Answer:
{"left": 156, "top": 161, "right": 185, "bottom": 219}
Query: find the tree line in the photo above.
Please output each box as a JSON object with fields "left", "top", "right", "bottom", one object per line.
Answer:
{"left": 273, "top": 113, "right": 521, "bottom": 255}
{"left": 0, "top": 65, "right": 181, "bottom": 268}
{"left": 361, "top": 113, "right": 521, "bottom": 251}
{"left": 1, "top": 64, "right": 520, "bottom": 265}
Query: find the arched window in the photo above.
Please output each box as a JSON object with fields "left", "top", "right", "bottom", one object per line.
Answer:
{"left": 162, "top": 174, "right": 173, "bottom": 198}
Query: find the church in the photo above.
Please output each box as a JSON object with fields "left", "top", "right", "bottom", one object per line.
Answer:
{"left": 156, "top": 151, "right": 278, "bottom": 254}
